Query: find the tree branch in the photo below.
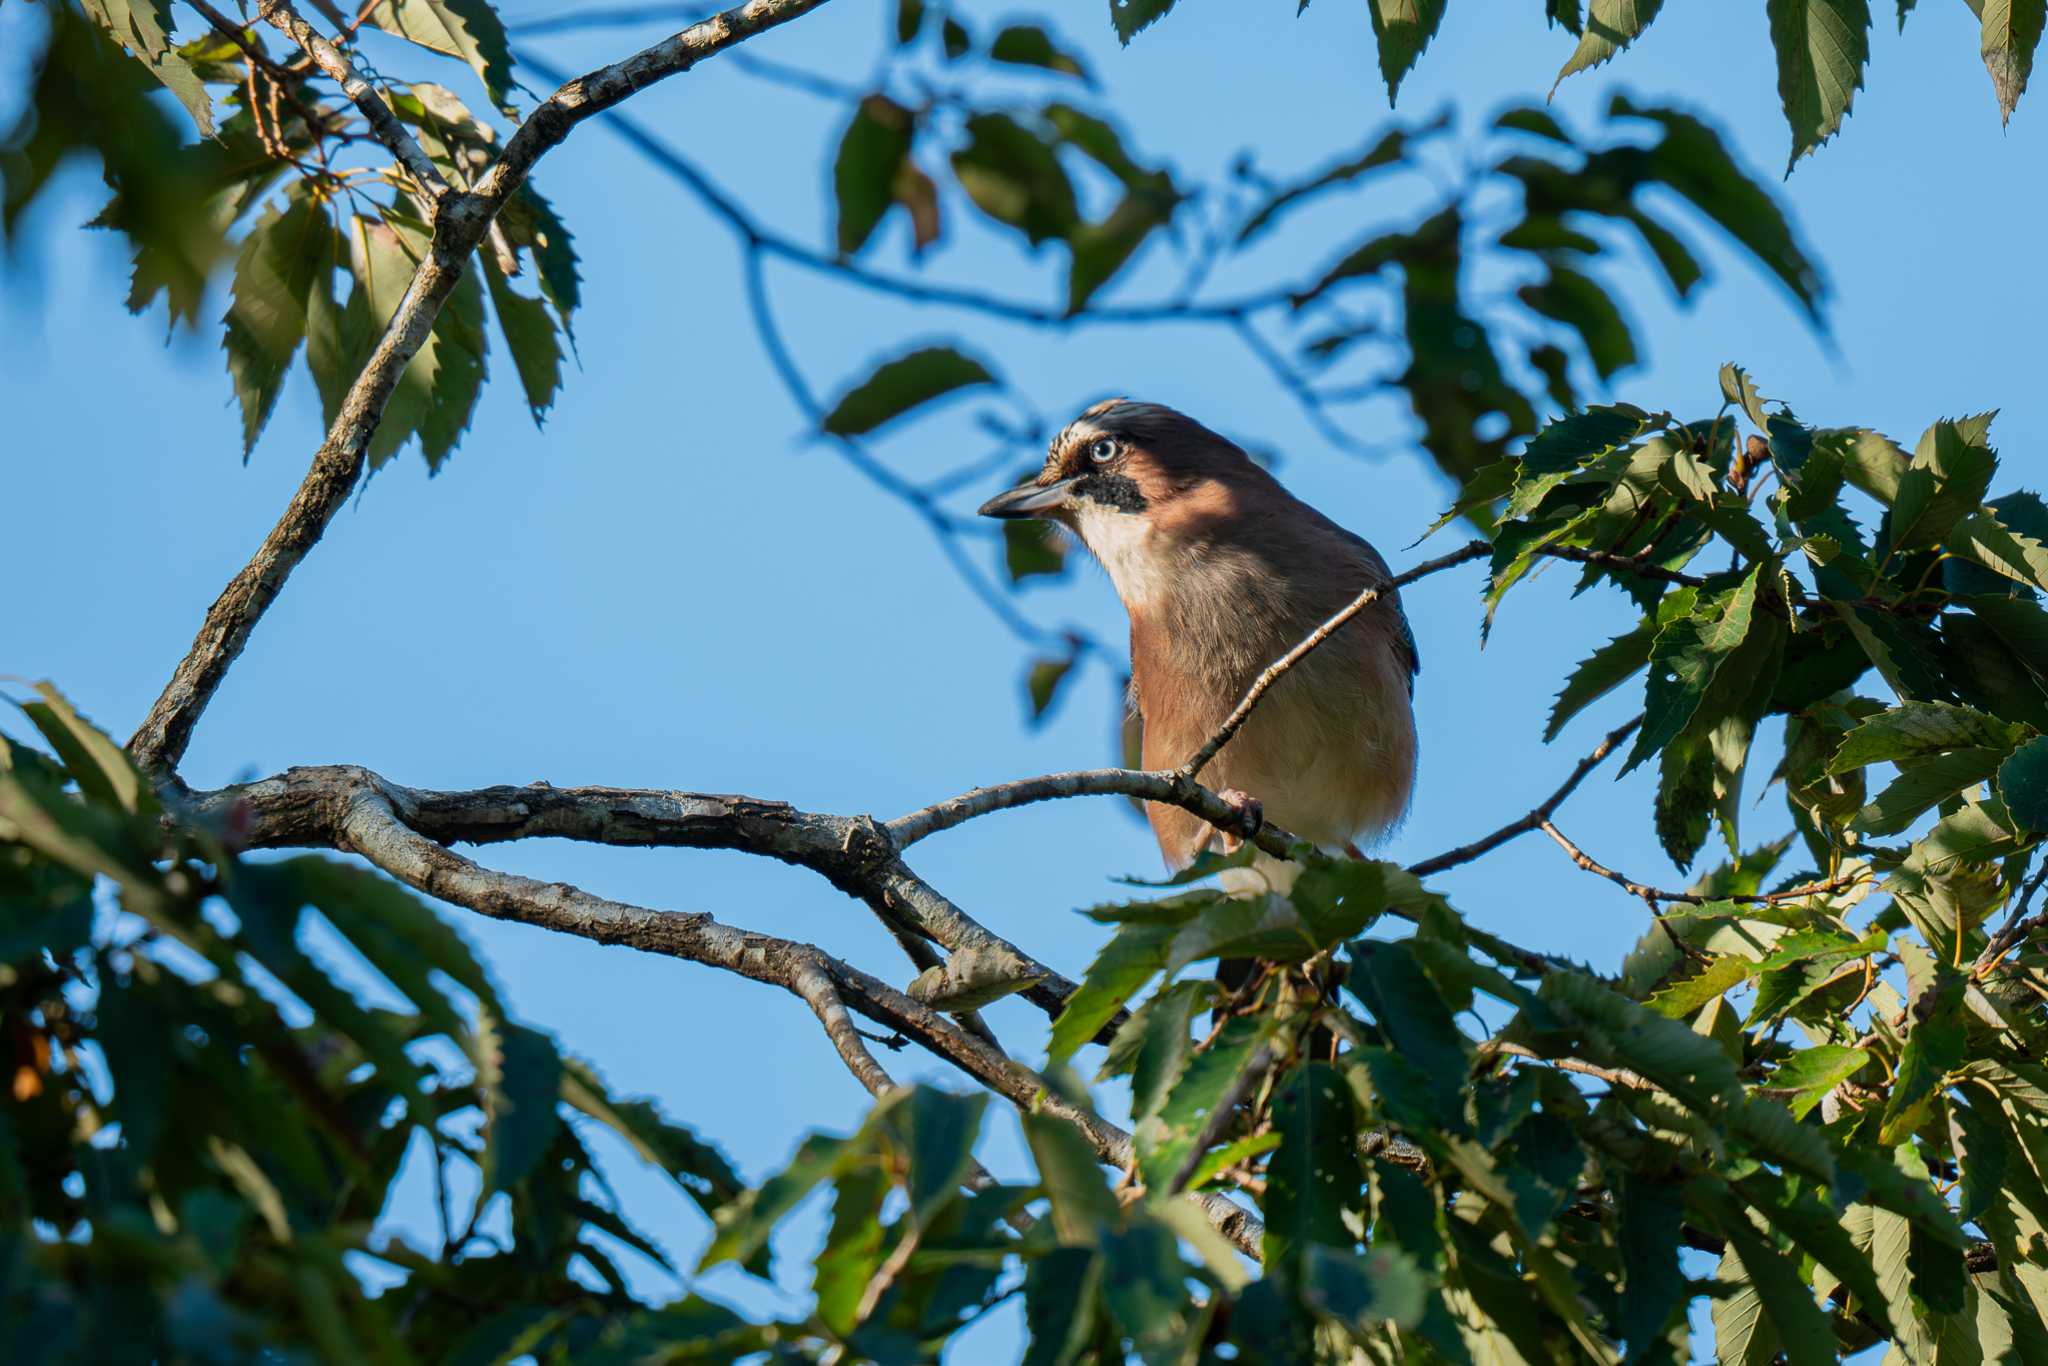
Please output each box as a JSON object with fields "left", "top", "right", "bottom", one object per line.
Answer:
{"left": 254, "top": 0, "right": 450, "bottom": 196}
{"left": 1406, "top": 714, "right": 1644, "bottom": 877}
{"left": 130, "top": 0, "right": 833, "bottom": 773}
{"left": 1538, "top": 820, "right": 1866, "bottom": 907}
{"left": 328, "top": 785, "right": 1263, "bottom": 1256}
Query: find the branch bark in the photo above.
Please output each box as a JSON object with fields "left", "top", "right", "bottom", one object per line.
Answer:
{"left": 129, "top": 0, "right": 833, "bottom": 773}
{"left": 254, "top": 0, "right": 450, "bottom": 196}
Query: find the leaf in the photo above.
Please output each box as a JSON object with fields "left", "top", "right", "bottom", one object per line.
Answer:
{"left": 1345, "top": 940, "right": 1469, "bottom": 1126}
{"left": 1023, "top": 655, "right": 1077, "bottom": 726}
{"left": 221, "top": 196, "right": 334, "bottom": 456}
{"left": 1300, "top": 1244, "right": 1429, "bottom": 1332}
{"left": 1853, "top": 746, "right": 2010, "bottom": 836}
{"left": 1023, "top": 1246, "right": 1100, "bottom": 1366}
{"left": 363, "top": 0, "right": 517, "bottom": 111}
{"left": 1980, "top": 0, "right": 2048, "bottom": 123}
{"left": 1109, "top": 0, "right": 1177, "bottom": 44}
{"left": 1766, "top": 0, "right": 1872, "bottom": 171}
{"left": 1263, "top": 1063, "right": 1363, "bottom": 1266}
{"left": 1828, "top": 701, "right": 2023, "bottom": 772}
{"left": 1022, "top": 1111, "right": 1117, "bottom": 1244}
{"left": 1616, "top": 1175, "right": 1689, "bottom": 1357}
{"left": 833, "top": 95, "right": 916, "bottom": 256}
{"left": 1048, "top": 922, "right": 1176, "bottom": 1063}
{"left": 484, "top": 260, "right": 561, "bottom": 426}
{"left": 988, "top": 25, "right": 1089, "bottom": 80}
{"left": 476, "top": 1012, "right": 562, "bottom": 1194}
{"left": 1134, "top": 1015, "right": 1270, "bottom": 1194}
{"left": 1611, "top": 96, "right": 1827, "bottom": 320}
{"left": 1004, "top": 519, "right": 1067, "bottom": 582}
{"left": 1365, "top": 0, "right": 1446, "bottom": 105}
{"left": 821, "top": 346, "right": 996, "bottom": 437}
{"left": 1764, "top": 1044, "right": 1871, "bottom": 1118}
{"left": 1518, "top": 403, "right": 1652, "bottom": 475}
{"left": 1719, "top": 1215, "right": 1837, "bottom": 1363}
{"left": 1553, "top": 0, "right": 1667, "bottom": 92}
{"left": 1882, "top": 969, "right": 1965, "bottom": 1144}
{"left": 896, "top": 1087, "right": 986, "bottom": 1226}
{"left": 1951, "top": 508, "right": 2048, "bottom": 594}
{"left": 1518, "top": 264, "right": 1636, "bottom": 380}
{"left": 1643, "top": 954, "right": 1751, "bottom": 1017}
{"left": 1623, "top": 567, "right": 1763, "bottom": 775}
{"left": 1127, "top": 980, "right": 1205, "bottom": 1120}
{"left": 699, "top": 1133, "right": 847, "bottom": 1271}
{"left": 950, "top": 113, "right": 1078, "bottom": 245}
{"left": 1066, "top": 188, "right": 1176, "bottom": 311}
{"left": 77, "top": 0, "right": 215, "bottom": 136}
{"left": 558, "top": 1060, "right": 745, "bottom": 1215}
{"left": 16, "top": 683, "right": 144, "bottom": 816}
{"left": 1999, "top": 736, "right": 2048, "bottom": 832}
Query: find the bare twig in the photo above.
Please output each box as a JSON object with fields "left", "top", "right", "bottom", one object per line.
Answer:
{"left": 130, "top": 0, "right": 834, "bottom": 772}
{"left": 255, "top": 0, "right": 450, "bottom": 197}
{"left": 1975, "top": 856, "right": 2048, "bottom": 975}
{"left": 1538, "top": 820, "right": 1865, "bottom": 908}
{"left": 1164, "top": 1041, "right": 1279, "bottom": 1199}
{"left": 1480, "top": 1040, "right": 1653, "bottom": 1092}
{"left": 1407, "top": 714, "right": 1644, "bottom": 877}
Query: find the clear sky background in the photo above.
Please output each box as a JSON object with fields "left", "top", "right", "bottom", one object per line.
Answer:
{"left": 5, "top": 0, "right": 2044, "bottom": 1357}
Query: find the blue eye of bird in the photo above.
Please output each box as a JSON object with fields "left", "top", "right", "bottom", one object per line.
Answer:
{"left": 1088, "top": 437, "right": 1118, "bottom": 463}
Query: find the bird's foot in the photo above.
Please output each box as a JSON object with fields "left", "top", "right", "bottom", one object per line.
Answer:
{"left": 1216, "top": 788, "right": 1263, "bottom": 842}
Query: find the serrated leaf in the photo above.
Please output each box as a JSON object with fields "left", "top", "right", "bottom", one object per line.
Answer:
{"left": 1766, "top": 0, "right": 1871, "bottom": 171}
{"left": 1023, "top": 1246, "right": 1100, "bottom": 1365}
{"left": 1999, "top": 736, "right": 2048, "bottom": 832}
{"left": 1981, "top": 0, "right": 2048, "bottom": 123}
{"left": 1883, "top": 970, "right": 1965, "bottom": 1144}
{"left": 1263, "top": 1063, "right": 1362, "bottom": 1266}
{"left": 16, "top": 682, "right": 144, "bottom": 816}
{"left": 1109, "top": 0, "right": 1177, "bottom": 45}
{"left": 484, "top": 260, "right": 561, "bottom": 426}
{"left": 1829, "top": 701, "right": 2023, "bottom": 773}
{"left": 476, "top": 1012, "right": 562, "bottom": 1194}
{"left": 1048, "top": 921, "right": 1175, "bottom": 1063}
{"left": 1365, "top": 0, "right": 1446, "bottom": 105}
{"left": 821, "top": 346, "right": 996, "bottom": 436}
{"left": 1721, "top": 362, "right": 1772, "bottom": 431}
{"left": 1853, "top": 746, "right": 2011, "bottom": 836}
{"left": 1643, "top": 954, "right": 1751, "bottom": 1016}
{"left": 1952, "top": 508, "right": 2048, "bottom": 594}
{"left": 1134, "top": 1015, "right": 1270, "bottom": 1194}
{"left": 699, "top": 1133, "right": 847, "bottom": 1270}
{"left": 1765, "top": 1044, "right": 1871, "bottom": 1118}
{"left": 1553, "top": 0, "right": 1666, "bottom": 92}
{"left": 1623, "top": 566, "right": 1763, "bottom": 775}
{"left": 222, "top": 197, "right": 333, "bottom": 456}
{"left": 363, "top": 0, "right": 516, "bottom": 111}
{"left": 1518, "top": 403, "right": 1652, "bottom": 475}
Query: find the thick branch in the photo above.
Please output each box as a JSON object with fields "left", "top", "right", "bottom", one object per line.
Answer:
{"left": 330, "top": 788, "right": 1263, "bottom": 1256}
{"left": 255, "top": 0, "right": 450, "bottom": 195}
{"left": 130, "top": 0, "right": 831, "bottom": 772}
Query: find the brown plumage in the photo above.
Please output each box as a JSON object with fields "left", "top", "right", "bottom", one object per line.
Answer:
{"left": 980, "top": 400, "right": 1418, "bottom": 878}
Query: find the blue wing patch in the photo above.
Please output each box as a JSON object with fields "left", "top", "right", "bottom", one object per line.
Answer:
{"left": 1397, "top": 607, "right": 1420, "bottom": 696}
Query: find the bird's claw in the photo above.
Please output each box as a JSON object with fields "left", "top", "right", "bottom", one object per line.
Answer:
{"left": 1217, "top": 788, "right": 1263, "bottom": 840}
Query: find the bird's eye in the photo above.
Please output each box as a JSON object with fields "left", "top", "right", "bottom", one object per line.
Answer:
{"left": 1087, "top": 437, "right": 1119, "bottom": 464}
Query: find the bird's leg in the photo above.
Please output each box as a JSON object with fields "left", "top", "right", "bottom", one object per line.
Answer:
{"left": 1213, "top": 788, "right": 1263, "bottom": 849}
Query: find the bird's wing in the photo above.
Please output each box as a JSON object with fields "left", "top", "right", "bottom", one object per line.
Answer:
{"left": 1329, "top": 523, "right": 1420, "bottom": 692}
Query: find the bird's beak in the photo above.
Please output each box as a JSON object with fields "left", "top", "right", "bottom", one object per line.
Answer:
{"left": 977, "top": 477, "right": 1077, "bottom": 520}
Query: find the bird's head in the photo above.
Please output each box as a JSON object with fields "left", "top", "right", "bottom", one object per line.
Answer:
{"left": 976, "top": 400, "right": 1259, "bottom": 569}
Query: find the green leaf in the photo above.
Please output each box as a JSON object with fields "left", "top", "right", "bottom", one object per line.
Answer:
{"left": 16, "top": 682, "right": 144, "bottom": 816}
{"left": 1345, "top": 940, "right": 1469, "bottom": 1126}
{"left": 559, "top": 1060, "right": 745, "bottom": 1215}
{"left": 1263, "top": 1063, "right": 1362, "bottom": 1266}
{"left": 1883, "top": 970, "right": 1965, "bottom": 1144}
{"left": 1023, "top": 1246, "right": 1100, "bottom": 1366}
{"left": 1765, "top": 1044, "right": 1871, "bottom": 1118}
{"left": 1026, "top": 655, "right": 1076, "bottom": 723}
{"left": 222, "top": 196, "right": 334, "bottom": 456}
{"left": 363, "top": 0, "right": 517, "bottom": 111}
{"left": 1623, "top": 566, "right": 1764, "bottom": 775}
{"left": 78, "top": 0, "right": 215, "bottom": 136}
{"left": 700, "top": 1133, "right": 847, "bottom": 1270}
{"left": 1616, "top": 1175, "right": 1689, "bottom": 1357}
{"left": 1022, "top": 1111, "right": 1117, "bottom": 1243}
{"left": 1553, "top": 0, "right": 1667, "bottom": 92}
{"left": 484, "top": 260, "right": 561, "bottom": 426}
{"left": 477, "top": 1013, "right": 562, "bottom": 1194}
{"left": 821, "top": 346, "right": 997, "bottom": 437}
{"left": 1004, "top": 519, "right": 1067, "bottom": 582}
{"left": 1980, "top": 0, "right": 2048, "bottom": 123}
{"left": 1853, "top": 746, "right": 2010, "bottom": 836}
{"left": 1518, "top": 264, "right": 1636, "bottom": 380}
{"left": 499, "top": 186, "right": 581, "bottom": 332}
{"left": 1766, "top": 0, "right": 1871, "bottom": 170}
{"left": 1048, "top": 921, "right": 1176, "bottom": 1063}
{"left": 1643, "top": 954, "right": 1751, "bottom": 1017}
{"left": 1721, "top": 361, "right": 1772, "bottom": 431}
{"left": 1829, "top": 701, "right": 2023, "bottom": 773}
{"left": 1127, "top": 980, "right": 1204, "bottom": 1120}
{"left": 1134, "top": 1015, "right": 1270, "bottom": 1194}
{"left": 1364, "top": 0, "right": 1446, "bottom": 105}
{"left": 1300, "top": 1244, "right": 1429, "bottom": 1332}
{"left": 833, "top": 95, "right": 916, "bottom": 256}
{"left": 988, "top": 24, "right": 1089, "bottom": 80}
{"left": 1718, "top": 1216, "right": 1837, "bottom": 1364}
{"left": 1109, "top": 0, "right": 1177, "bottom": 44}
{"left": 1518, "top": 403, "right": 1652, "bottom": 475}
{"left": 1951, "top": 508, "right": 2048, "bottom": 594}
{"left": 1999, "top": 736, "right": 2048, "bottom": 832}
{"left": 950, "top": 113, "right": 1078, "bottom": 245}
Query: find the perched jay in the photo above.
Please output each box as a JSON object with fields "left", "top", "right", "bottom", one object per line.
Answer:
{"left": 979, "top": 400, "right": 1419, "bottom": 892}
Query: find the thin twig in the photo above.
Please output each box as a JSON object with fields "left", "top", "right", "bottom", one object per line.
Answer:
{"left": 255, "top": 0, "right": 451, "bottom": 197}
{"left": 1407, "top": 714, "right": 1644, "bottom": 877}
{"left": 1539, "top": 820, "right": 1865, "bottom": 907}
{"left": 1164, "top": 1041, "right": 1279, "bottom": 1199}
{"left": 1975, "top": 857, "right": 2048, "bottom": 975}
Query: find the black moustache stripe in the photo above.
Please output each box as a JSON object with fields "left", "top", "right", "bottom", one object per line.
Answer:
{"left": 1073, "top": 473, "right": 1147, "bottom": 513}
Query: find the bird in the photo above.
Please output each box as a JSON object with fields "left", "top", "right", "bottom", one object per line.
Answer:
{"left": 978, "top": 399, "right": 1419, "bottom": 899}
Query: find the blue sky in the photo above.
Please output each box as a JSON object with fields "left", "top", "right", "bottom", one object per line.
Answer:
{"left": 6, "top": 0, "right": 2045, "bottom": 1355}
